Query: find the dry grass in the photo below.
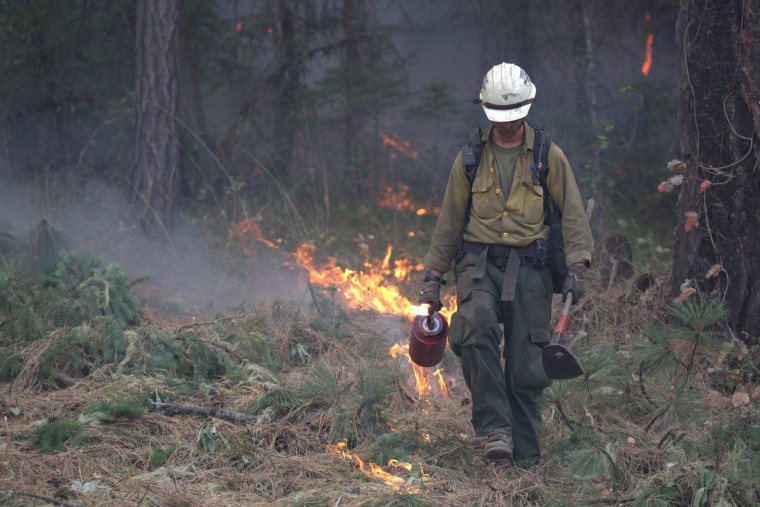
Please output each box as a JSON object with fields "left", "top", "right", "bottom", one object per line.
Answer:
{"left": 1, "top": 271, "right": 758, "bottom": 507}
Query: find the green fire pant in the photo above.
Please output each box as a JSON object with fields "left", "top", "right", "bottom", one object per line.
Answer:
{"left": 449, "top": 252, "right": 553, "bottom": 466}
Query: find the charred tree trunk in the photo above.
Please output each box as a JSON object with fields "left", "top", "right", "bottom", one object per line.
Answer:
{"left": 131, "top": 0, "right": 180, "bottom": 234}
{"left": 673, "top": 0, "right": 760, "bottom": 343}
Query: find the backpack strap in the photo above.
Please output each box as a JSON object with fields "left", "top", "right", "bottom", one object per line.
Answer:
{"left": 462, "top": 127, "right": 483, "bottom": 186}
{"left": 458, "top": 128, "right": 483, "bottom": 250}
{"left": 530, "top": 123, "right": 551, "bottom": 188}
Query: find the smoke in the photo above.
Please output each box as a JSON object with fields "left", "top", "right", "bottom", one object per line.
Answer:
{"left": 0, "top": 176, "right": 309, "bottom": 315}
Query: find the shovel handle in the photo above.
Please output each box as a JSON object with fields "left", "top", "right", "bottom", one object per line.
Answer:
{"left": 551, "top": 293, "right": 574, "bottom": 344}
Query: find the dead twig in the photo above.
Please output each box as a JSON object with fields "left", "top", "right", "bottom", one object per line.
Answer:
{"left": 174, "top": 314, "right": 247, "bottom": 334}
{"left": 582, "top": 495, "right": 636, "bottom": 504}
{"left": 150, "top": 401, "right": 258, "bottom": 424}
{"left": 4, "top": 492, "right": 76, "bottom": 507}
{"left": 307, "top": 279, "right": 323, "bottom": 316}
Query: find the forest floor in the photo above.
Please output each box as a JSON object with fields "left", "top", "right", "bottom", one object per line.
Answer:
{"left": 1, "top": 210, "right": 758, "bottom": 507}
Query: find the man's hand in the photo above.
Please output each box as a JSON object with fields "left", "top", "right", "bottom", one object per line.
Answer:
{"left": 418, "top": 271, "right": 445, "bottom": 312}
{"left": 562, "top": 262, "right": 587, "bottom": 304}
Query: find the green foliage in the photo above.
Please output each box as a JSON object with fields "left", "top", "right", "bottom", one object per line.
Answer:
{"left": 223, "top": 315, "right": 281, "bottom": 372}
{"left": 178, "top": 334, "right": 229, "bottom": 381}
{"left": 360, "top": 494, "right": 437, "bottom": 507}
{"left": 0, "top": 350, "right": 21, "bottom": 382}
{"left": 356, "top": 363, "right": 396, "bottom": 430}
{"left": 83, "top": 400, "right": 145, "bottom": 420}
{"left": 711, "top": 343, "right": 760, "bottom": 394}
{"left": 28, "top": 419, "right": 86, "bottom": 453}
{"left": 42, "top": 250, "right": 138, "bottom": 327}
{"left": 149, "top": 447, "right": 172, "bottom": 468}
{"left": 296, "top": 361, "right": 342, "bottom": 405}
{"left": 247, "top": 387, "right": 306, "bottom": 416}
{"left": 0, "top": 0, "right": 135, "bottom": 174}
{"left": 366, "top": 431, "right": 423, "bottom": 465}
{"left": 634, "top": 481, "right": 685, "bottom": 507}
{"left": 197, "top": 423, "right": 229, "bottom": 453}
{"left": 143, "top": 328, "right": 184, "bottom": 373}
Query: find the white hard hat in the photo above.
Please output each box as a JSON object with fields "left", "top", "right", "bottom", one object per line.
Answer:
{"left": 477, "top": 63, "right": 536, "bottom": 122}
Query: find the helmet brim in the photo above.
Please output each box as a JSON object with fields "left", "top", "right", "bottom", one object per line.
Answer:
{"left": 482, "top": 103, "right": 532, "bottom": 122}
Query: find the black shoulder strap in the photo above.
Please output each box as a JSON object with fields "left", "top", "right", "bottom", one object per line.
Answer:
{"left": 531, "top": 123, "right": 561, "bottom": 224}
{"left": 531, "top": 123, "right": 551, "bottom": 188}
{"left": 462, "top": 127, "right": 483, "bottom": 186}
{"left": 458, "top": 128, "right": 483, "bottom": 249}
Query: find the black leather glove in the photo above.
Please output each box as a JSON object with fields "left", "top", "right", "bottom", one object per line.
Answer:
{"left": 562, "top": 263, "right": 587, "bottom": 304}
{"left": 418, "top": 272, "right": 445, "bottom": 312}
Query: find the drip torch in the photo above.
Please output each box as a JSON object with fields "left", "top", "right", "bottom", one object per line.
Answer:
{"left": 408, "top": 309, "right": 448, "bottom": 368}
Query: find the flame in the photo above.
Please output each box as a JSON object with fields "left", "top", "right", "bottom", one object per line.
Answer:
{"left": 229, "top": 218, "right": 281, "bottom": 254}
{"left": 293, "top": 243, "right": 421, "bottom": 316}
{"left": 641, "top": 11, "right": 654, "bottom": 76}
{"left": 389, "top": 342, "right": 449, "bottom": 399}
{"left": 291, "top": 242, "right": 454, "bottom": 401}
{"left": 380, "top": 133, "right": 419, "bottom": 160}
{"left": 375, "top": 184, "right": 440, "bottom": 217}
{"left": 327, "top": 441, "right": 426, "bottom": 493}
{"left": 433, "top": 368, "right": 449, "bottom": 398}
{"left": 641, "top": 33, "right": 655, "bottom": 76}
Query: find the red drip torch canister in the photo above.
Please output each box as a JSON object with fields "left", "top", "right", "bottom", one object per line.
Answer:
{"left": 409, "top": 312, "right": 449, "bottom": 367}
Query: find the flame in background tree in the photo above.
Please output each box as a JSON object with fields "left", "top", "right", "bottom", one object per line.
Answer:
{"left": 229, "top": 217, "right": 281, "bottom": 254}
{"left": 641, "top": 11, "right": 654, "bottom": 76}
{"left": 380, "top": 133, "right": 419, "bottom": 160}
{"left": 375, "top": 183, "right": 440, "bottom": 217}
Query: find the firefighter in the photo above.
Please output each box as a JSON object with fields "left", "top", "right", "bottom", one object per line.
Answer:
{"left": 418, "top": 62, "right": 593, "bottom": 467}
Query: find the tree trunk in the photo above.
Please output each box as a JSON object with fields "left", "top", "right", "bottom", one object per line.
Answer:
{"left": 273, "top": 0, "right": 299, "bottom": 180}
{"left": 342, "top": 0, "right": 360, "bottom": 199}
{"left": 131, "top": 0, "right": 180, "bottom": 234}
{"left": 673, "top": 0, "right": 760, "bottom": 343}
{"left": 572, "top": 0, "right": 604, "bottom": 239}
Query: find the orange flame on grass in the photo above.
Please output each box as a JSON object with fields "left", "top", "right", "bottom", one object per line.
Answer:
{"left": 293, "top": 243, "right": 421, "bottom": 315}
{"left": 327, "top": 441, "right": 426, "bottom": 493}
{"left": 389, "top": 343, "right": 449, "bottom": 399}
{"left": 291, "top": 243, "right": 455, "bottom": 400}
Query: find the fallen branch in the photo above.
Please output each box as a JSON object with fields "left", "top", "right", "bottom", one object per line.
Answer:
{"left": 150, "top": 401, "right": 258, "bottom": 424}
{"left": 5, "top": 492, "right": 76, "bottom": 507}
{"left": 55, "top": 370, "right": 78, "bottom": 387}
{"left": 582, "top": 495, "right": 636, "bottom": 505}
{"left": 174, "top": 314, "right": 247, "bottom": 334}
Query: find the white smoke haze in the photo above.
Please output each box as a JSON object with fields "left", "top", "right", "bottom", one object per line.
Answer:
{"left": 0, "top": 176, "right": 309, "bottom": 315}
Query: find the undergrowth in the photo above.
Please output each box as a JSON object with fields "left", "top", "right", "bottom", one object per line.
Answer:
{"left": 0, "top": 222, "right": 758, "bottom": 506}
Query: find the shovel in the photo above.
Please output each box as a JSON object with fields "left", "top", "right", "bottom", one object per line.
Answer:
{"left": 542, "top": 292, "right": 584, "bottom": 380}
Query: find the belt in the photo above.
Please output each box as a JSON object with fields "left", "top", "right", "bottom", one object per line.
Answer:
{"left": 459, "top": 240, "right": 538, "bottom": 302}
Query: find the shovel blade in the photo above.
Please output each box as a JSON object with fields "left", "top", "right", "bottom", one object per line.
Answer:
{"left": 542, "top": 344, "right": 584, "bottom": 380}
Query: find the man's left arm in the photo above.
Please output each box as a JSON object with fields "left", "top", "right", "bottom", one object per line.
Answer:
{"left": 545, "top": 144, "right": 594, "bottom": 302}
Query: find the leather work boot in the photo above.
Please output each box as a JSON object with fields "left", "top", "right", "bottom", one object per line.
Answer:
{"left": 484, "top": 433, "right": 513, "bottom": 461}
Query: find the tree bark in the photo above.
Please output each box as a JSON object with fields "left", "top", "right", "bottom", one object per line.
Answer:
{"left": 273, "top": 0, "right": 299, "bottom": 180}
{"left": 131, "top": 0, "right": 180, "bottom": 234}
{"left": 572, "top": 0, "right": 604, "bottom": 238}
{"left": 673, "top": 0, "right": 760, "bottom": 343}
{"left": 342, "top": 0, "right": 361, "bottom": 199}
